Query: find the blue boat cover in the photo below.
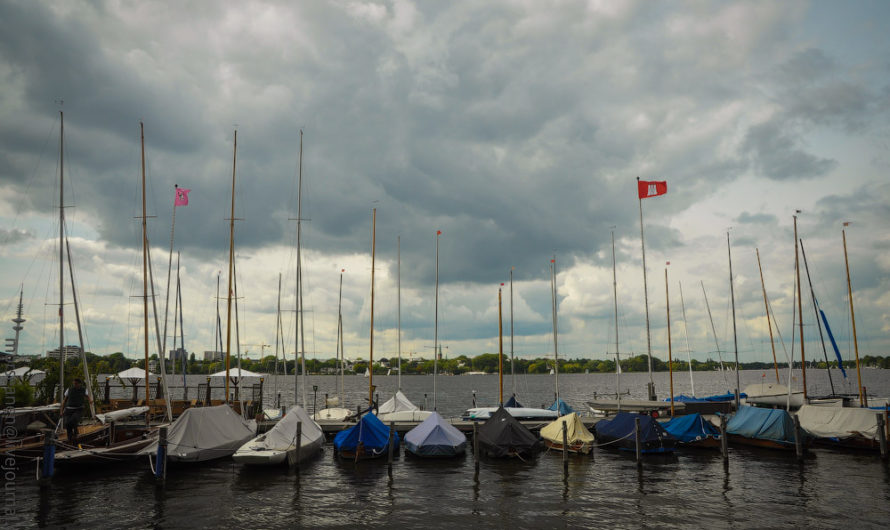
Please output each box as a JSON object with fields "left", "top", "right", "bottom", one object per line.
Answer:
{"left": 726, "top": 405, "right": 797, "bottom": 443}
{"left": 663, "top": 413, "right": 721, "bottom": 443}
{"left": 666, "top": 392, "right": 746, "bottom": 403}
{"left": 504, "top": 395, "right": 523, "bottom": 408}
{"left": 404, "top": 411, "right": 467, "bottom": 457}
{"left": 547, "top": 397, "right": 574, "bottom": 415}
{"left": 594, "top": 412, "right": 676, "bottom": 452}
{"left": 333, "top": 413, "right": 399, "bottom": 453}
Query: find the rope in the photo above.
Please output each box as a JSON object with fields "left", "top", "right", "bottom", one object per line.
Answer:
{"left": 593, "top": 430, "right": 637, "bottom": 448}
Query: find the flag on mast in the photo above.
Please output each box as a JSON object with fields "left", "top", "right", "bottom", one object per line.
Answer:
{"left": 638, "top": 180, "right": 667, "bottom": 199}
{"left": 175, "top": 187, "right": 191, "bottom": 206}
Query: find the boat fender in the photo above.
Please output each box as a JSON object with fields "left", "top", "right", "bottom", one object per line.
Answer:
{"left": 651, "top": 411, "right": 659, "bottom": 419}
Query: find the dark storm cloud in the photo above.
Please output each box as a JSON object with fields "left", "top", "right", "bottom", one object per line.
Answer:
{"left": 742, "top": 119, "right": 836, "bottom": 180}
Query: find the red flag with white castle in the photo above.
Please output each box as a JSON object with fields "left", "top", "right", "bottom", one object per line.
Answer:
{"left": 174, "top": 187, "right": 191, "bottom": 206}
{"left": 638, "top": 180, "right": 667, "bottom": 199}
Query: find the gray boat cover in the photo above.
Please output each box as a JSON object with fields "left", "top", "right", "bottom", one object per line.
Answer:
{"left": 140, "top": 405, "right": 256, "bottom": 462}
{"left": 797, "top": 404, "right": 881, "bottom": 441}
{"left": 404, "top": 411, "right": 467, "bottom": 456}
{"left": 256, "top": 405, "right": 324, "bottom": 451}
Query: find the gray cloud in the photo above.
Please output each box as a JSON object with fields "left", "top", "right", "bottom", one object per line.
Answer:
{"left": 0, "top": 228, "right": 33, "bottom": 245}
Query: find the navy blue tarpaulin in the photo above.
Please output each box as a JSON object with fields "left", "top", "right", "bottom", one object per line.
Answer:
{"left": 594, "top": 412, "right": 677, "bottom": 453}
{"left": 504, "top": 395, "right": 523, "bottom": 408}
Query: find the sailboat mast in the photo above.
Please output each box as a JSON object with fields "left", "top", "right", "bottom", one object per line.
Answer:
{"left": 498, "top": 285, "right": 504, "bottom": 407}
{"left": 550, "top": 257, "right": 560, "bottom": 412}
{"left": 58, "top": 111, "right": 65, "bottom": 403}
{"left": 434, "top": 230, "right": 440, "bottom": 411}
{"left": 224, "top": 130, "right": 237, "bottom": 404}
{"left": 665, "top": 266, "right": 674, "bottom": 416}
{"left": 141, "top": 122, "right": 151, "bottom": 405}
{"left": 296, "top": 130, "right": 306, "bottom": 408}
{"left": 800, "top": 239, "right": 835, "bottom": 395}
{"left": 842, "top": 224, "right": 864, "bottom": 406}
{"left": 637, "top": 177, "right": 655, "bottom": 400}
{"left": 64, "top": 237, "right": 95, "bottom": 419}
{"left": 756, "top": 248, "right": 780, "bottom": 383}
{"left": 509, "top": 266, "right": 515, "bottom": 399}
{"left": 700, "top": 281, "right": 728, "bottom": 380}
{"left": 611, "top": 231, "right": 621, "bottom": 409}
{"left": 337, "top": 269, "right": 344, "bottom": 403}
{"left": 273, "top": 273, "right": 281, "bottom": 404}
{"left": 368, "top": 208, "right": 376, "bottom": 408}
{"left": 793, "top": 214, "right": 807, "bottom": 400}
{"left": 678, "top": 281, "right": 695, "bottom": 397}
{"left": 397, "top": 236, "right": 402, "bottom": 391}
{"left": 727, "top": 232, "right": 740, "bottom": 409}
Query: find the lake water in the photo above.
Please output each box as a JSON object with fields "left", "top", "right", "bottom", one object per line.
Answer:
{"left": 5, "top": 369, "right": 890, "bottom": 528}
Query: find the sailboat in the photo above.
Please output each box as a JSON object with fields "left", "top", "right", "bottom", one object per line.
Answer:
{"left": 545, "top": 256, "right": 574, "bottom": 416}
{"left": 314, "top": 268, "right": 352, "bottom": 422}
{"left": 141, "top": 129, "right": 256, "bottom": 464}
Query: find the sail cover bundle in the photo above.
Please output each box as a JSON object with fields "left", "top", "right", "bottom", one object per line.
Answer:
{"left": 477, "top": 406, "right": 542, "bottom": 458}
{"left": 662, "top": 413, "right": 721, "bottom": 443}
{"left": 404, "top": 411, "right": 467, "bottom": 457}
{"left": 140, "top": 405, "right": 256, "bottom": 462}
{"left": 333, "top": 413, "right": 399, "bottom": 455}
{"left": 594, "top": 412, "right": 677, "bottom": 453}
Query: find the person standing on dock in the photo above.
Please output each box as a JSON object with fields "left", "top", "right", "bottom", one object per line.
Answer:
{"left": 60, "top": 378, "right": 94, "bottom": 445}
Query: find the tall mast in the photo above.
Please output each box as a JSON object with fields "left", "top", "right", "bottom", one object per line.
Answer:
{"left": 756, "top": 248, "right": 780, "bottom": 383}
{"left": 498, "top": 285, "right": 504, "bottom": 407}
{"left": 295, "top": 130, "right": 306, "bottom": 408}
{"left": 224, "top": 130, "right": 237, "bottom": 404}
{"left": 678, "top": 281, "right": 695, "bottom": 397}
{"left": 550, "top": 257, "right": 560, "bottom": 412}
{"left": 141, "top": 122, "right": 151, "bottom": 405}
{"left": 397, "top": 236, "right": 402, "bottom": 391}
{"left": 509, "top": 266, "right": 515, "bottom": 399}
{"left": 611, "top": 231, "right": 621, "bottom": 410}
{"left": 842, "top": 223, "right": 864, "bottom": 406}
{"left": 337, "top": 269, "right": 344, "bottom": 403}
{"left": 727, "top": 232, "right": 740, "bottom": 409}
{"left": 58, "top": 111, "right": 65, "bottom": 403}
{"left": 65, "top": 237, "right": 95, "bottom": 419}
{"left": 793, "top": 214, "right": 807, "bottom": 400}
{"left": 434, "top": 230, "right": 440, "bottom": 410}
{"left": 273, "top": 273, "right": 281, "bottom": 403}
{"left": 368, "top": 208, "right": 376, "bottom": 407}
{"left": 161, "top": 184, "right": 180, "bottom": 384}
{"left": 800, "top": 239, "right": 835, "bottom": 395}
{"left": 637, "top": 177, "right": 655, "bottom": 400}
{"left": 665, "top": 266, "right": 674, "bottom": 416}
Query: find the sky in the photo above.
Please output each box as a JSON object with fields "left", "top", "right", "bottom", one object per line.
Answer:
{"left": 1, "top": 0, "right": 888, "bottom": 369}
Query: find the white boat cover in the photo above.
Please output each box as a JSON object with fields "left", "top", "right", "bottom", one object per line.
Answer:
{"left": 797, "top": 404, "right": 881, "bottom": 440}
{"left": 463, "top": 407, "right": 559, "bottom": 420}
{"left": 97, "top": 406, "right": 150, "bottom": 424}
{"left": 139, "top": 405, "right": 256, "bottom": 462}
{"left": 234, "top": 406, "right": 324, "bottom": 465}
{"left": 378, "top": 390, "right": 419, "bottom": 414}
{"left": 540, "top": 413, "right": 595, "bottom": 445}
{"left": 314, "top": 407, "right": 352, "bottom": 421}
{"left": 378, "top": 410, "right": 433, "bottom": 423}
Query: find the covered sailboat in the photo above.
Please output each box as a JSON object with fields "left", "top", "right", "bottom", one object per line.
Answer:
{"left": 404, "top": 411, "right": 467, "bottom": 457}
{"left": 140, "top": 405, "right": 256, "bottom": 462}
{"left": 547, "top": 398, "right": 574, "bottom": 415}
{"left": 662, "top": 413, "right": 721, "bottom": 448}
{"left": 504, "top": 395, "right": 523, "bottom": 408}
{"left": 594, "top": 412, "right": 677, "bottom": 453}
{"left": 477, "top": 406, "right": 542, "bottom": 458}
{"left": 726, "top": 405, "right": 802, "bottom": 450}
{"left": 233, "top": 405, "right": 323, "bottom": 465}
{"left": 333, "top": 413, "right": 398, "bottom": 460}
{"left": 377, "top": 390, "right": 432, "bottom": 422}
{"left": 540, "top": 412, "right": 594, "bottom": 454}
{"left": 796, "top": 404, "right": 883, "bottom": 450}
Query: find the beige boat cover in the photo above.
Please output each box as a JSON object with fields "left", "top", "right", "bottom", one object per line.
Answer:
{"left": 540, "top": 412, "right": 594, "bottom": 444}
{"left": 797, "top": 404, "right": 881, "bottom": 440}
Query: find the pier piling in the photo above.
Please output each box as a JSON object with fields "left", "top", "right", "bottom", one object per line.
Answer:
{"left": 155, "top": 425, "right": 168, "bottom": 482}
{"left": 295, "top": 421, "right": 302, "bottom": 468}
{"left": 473, "top": 421, "right": 480, "bottom": 475}
{"left": 562, "top": 421, "right": 568, "bottom": 471}
{"left": 793, "top": 415, "right": 803, "bottom": 461}
{"left": 720, "top": 415, "right": 728, "bottom": 463}
{"left": 634, "top": 417, "right": 642, "bottom": 466}
{"left": 877, "top": 411, "right": 887, "bottom": 460}
{"left": 39, "top": 430, "right": 55, "bottom": 482}
{"left": 387, "top": 422, "right": 395, "bottom": 465}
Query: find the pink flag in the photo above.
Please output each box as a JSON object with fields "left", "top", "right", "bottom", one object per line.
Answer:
{"left": 175, "top": 187, "right": 191, "bottom": 206}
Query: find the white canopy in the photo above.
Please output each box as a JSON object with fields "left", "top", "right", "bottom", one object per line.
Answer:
{"left": 209, "top": 368, "right": 265, "bottom": 379}
{"left": 2, "top": 367, "right": 45, "bottom": 379}
{"left": 116, "top": 367, "right": 157, "bottom": 381}
{"left": 378, "top": 390, "right": 419, "bottom": 414}
{"left": 797, "top": 404, "right": 882, "bottom": 441}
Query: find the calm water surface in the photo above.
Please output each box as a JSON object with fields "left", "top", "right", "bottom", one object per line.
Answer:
{"left": 6, "top": 370, "right": 890, "bottom": 528}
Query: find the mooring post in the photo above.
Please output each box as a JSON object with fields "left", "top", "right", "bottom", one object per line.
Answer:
{"left": 863, "top": 386, "right": 869, "bottom": 407}
{"left": 473, "top": 421, "right": 480, "bottom": 473}
{"left": 472, "top": 390, "right": 477, "bottom": 408}
{"left": 276, "top": 392, "right": 281, "bottom": 409}
{"left": 720, "top": 415, "right": 728, "bottom": 463}
{"left": 155, "top": 425, "right": 168, "bottom": 482}
{"left": 877, "top": 411, "right": 887, "bottom": 460}
{"left": 39, "top": 430, "right": 56, "bottom": 481}
{"left": 634, "top": 417, "right": 642, "bottom": 466}
{"left": 280, "top": 405, "right": 286, "bottom": 418}
{"left": 793, "top": 414, "right": 803, "bottom": 461}
{"left": 562, "top": 421, "right": 568, "bottom": 471}
{"left": 205, "top": 376, "right": 212, "bottom": 406}
{"left": 387, "top": 422, "right": 395, "bottom": 465}
{"left": 295, "top": 421, "right": 303, "bottom": 468}
{"left": 424, "top": 393, "right": 428, "bottom": 411}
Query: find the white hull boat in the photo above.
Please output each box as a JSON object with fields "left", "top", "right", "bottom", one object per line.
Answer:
{"left": 234, "top": 406, "right": 324, "bottom": 465}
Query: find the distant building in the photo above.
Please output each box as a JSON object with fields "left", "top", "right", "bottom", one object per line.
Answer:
{"left": 47, "top": 345, "right": 82, "bottom": 361}
{"left": 169, "top": 348, "right": 188, "bottom": 364}
{"left": 204, "top": 351, "right": 224, "bottom": 362}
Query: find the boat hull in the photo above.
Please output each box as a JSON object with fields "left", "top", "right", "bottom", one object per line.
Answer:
{"left": 726, "top": 433, "right": 795, "bottom": 451}
{"left": 55, "top": 428, "right": 158, "bottom": 465}
{"left": 543, "top": 439, "right": 592, "bottom": 455}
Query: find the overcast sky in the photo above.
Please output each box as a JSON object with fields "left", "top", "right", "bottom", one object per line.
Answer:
{"left": 1, "top": 1, "right": 888, "bottom": 372}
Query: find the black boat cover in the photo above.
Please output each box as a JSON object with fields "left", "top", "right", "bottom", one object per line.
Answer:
{"left": 477, "top": 406, "right": 542, "bottom": 458}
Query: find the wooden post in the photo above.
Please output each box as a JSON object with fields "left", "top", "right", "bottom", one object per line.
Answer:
{"left": 635, "top": 417, "right": 642, "bottom": 466}
{"left": 862, "top": 386, "right": 869, "bottom": 407}
{"left": 107, "top": 421, "right": 115, "bottom": 447}
{"left": 877, "top": 411, "right": 887, "bottom": 460}
{"left": 387, "top": 422, "right": 395, "bottom": 465}
{"left": 720, "top": 415, "right": 728, "bottom": 463}
{"left": 39, "top": 430, "right": 56, "bottom": 481}
{"left": 793, "top": 414, "right": 803, "bottom": 461}
{"left": 473, "top": 421, "right": 480, "bottom": 473}
{"left": 562, "top": 420, "right": 568, "bottom": 471}
{"left": 277, "top": 392, "right": 281, "bottom": 409}
{"left": 155, "top": 425, "right": 168, "bottom": 482}
{"left": 295, "top": 421, "right": 303, "bottom": 467}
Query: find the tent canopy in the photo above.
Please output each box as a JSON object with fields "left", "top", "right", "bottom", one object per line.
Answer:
{"left": 378, "top": 390, "right": 418, "bottom": 414}
{"left": 333, "top": 413, "right": 399, "bottom": 453}
{"left": 477, "top": 406, "right": 542, "bottom": 457}
{"left": 663, "top": 413, "right": 721, "bottom": 443}
{"left": 3, "top": 367, "right": 45, "bottom": 379}
{"left": 209, "top": 368, "right": 265, "bottom": 379}
{"left": 116, "top": 367, "right": 157, "bottom": 381}
{"left": 540, "top": 412, "right": 594, "bottom": 445}
{"left": 404, "top": 411, "right": 467, "bottom": 456}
